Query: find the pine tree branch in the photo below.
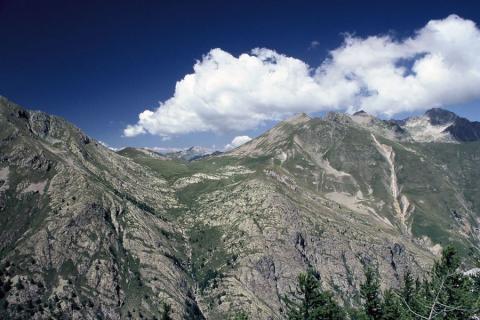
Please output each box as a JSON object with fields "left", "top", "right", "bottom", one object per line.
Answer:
{"left": 427, "top": 276, "right": 445, "bottom": 320}
{"left": 393, "top": 291, "right": 429, "bottom": 320}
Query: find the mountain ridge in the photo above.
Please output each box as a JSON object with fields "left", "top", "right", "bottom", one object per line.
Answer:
{"left": 0, "top": 97, "right": 479, "bottom": 319}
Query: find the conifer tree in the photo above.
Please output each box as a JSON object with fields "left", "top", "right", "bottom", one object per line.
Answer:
{"left": 284, "top": 268, "right": 345, "bottom": 320}
{"left": 380, "top": 289, "right": 403, "bottom": 320}
{"left": 360, "top": 266, "right": 383, "bottom": 320}
{"left": 398, "top": 246, "right": 479, "bottom": 320}
{"left": 401, "top": 270, "right": 415, "bottom": 306}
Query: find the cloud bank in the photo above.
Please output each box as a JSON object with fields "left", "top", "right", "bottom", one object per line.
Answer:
{"left": 224, "top": 135, "right": 252, "bottom": 151}
{"left": 125, "top": 15, "right": 480, "bottom": 137}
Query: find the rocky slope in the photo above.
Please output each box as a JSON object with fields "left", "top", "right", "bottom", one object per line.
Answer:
{"left": 0, "top": 97, "right": 201, "bottom": 319}
{"left": 0, "top": 97, "right": 479, "bottom": 319}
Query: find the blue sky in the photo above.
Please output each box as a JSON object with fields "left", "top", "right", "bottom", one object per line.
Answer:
{"left": 1, "top": 0, "right": 480, "bottom": 150}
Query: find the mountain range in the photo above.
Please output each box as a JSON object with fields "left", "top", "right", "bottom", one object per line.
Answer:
{"left": 0, "top": 96, "right": 479, "bottom": 319}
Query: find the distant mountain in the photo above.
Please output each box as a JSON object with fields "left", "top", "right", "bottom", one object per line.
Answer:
{"left": 394, "top": 108, "right": 480, "bottom": 143}
{"left": 117, "top": 146, "right": 169, "bottom": 159}
{"left": 1, "top": 96, "right": 479, "bottom": 319}
{"left": 118, "top": 146, "right": 218, "bottom": 162}
{"left": 162, "top": 146, "right": 217, "bottom": 161}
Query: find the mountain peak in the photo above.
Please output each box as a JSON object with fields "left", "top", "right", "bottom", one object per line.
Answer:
{"left": 353, "top": 110, "right": 368, "bottom": 116}
{"left": 284, "top": 112, "right": 311, "bottom": 125}
{"left": 424, "top": 108, "right": 458, "bottom": 125}
{"left": 0, "top": 96, "right": 92, "bottom": 145}
{"left": 350, "top": 109, "right": 377, "bottom": 124}
{"left": 324, "top": 111, "right": 353, "bottom": 123}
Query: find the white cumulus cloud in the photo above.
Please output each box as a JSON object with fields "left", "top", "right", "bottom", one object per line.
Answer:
{"left": 224, "top": 135, "right": 252, "bottom": 151}
{"left": 98, "top": 140, "right": 122, "bottom": 152}
{"left": 124, "top": 14, "right": 480, "bottom": 137}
